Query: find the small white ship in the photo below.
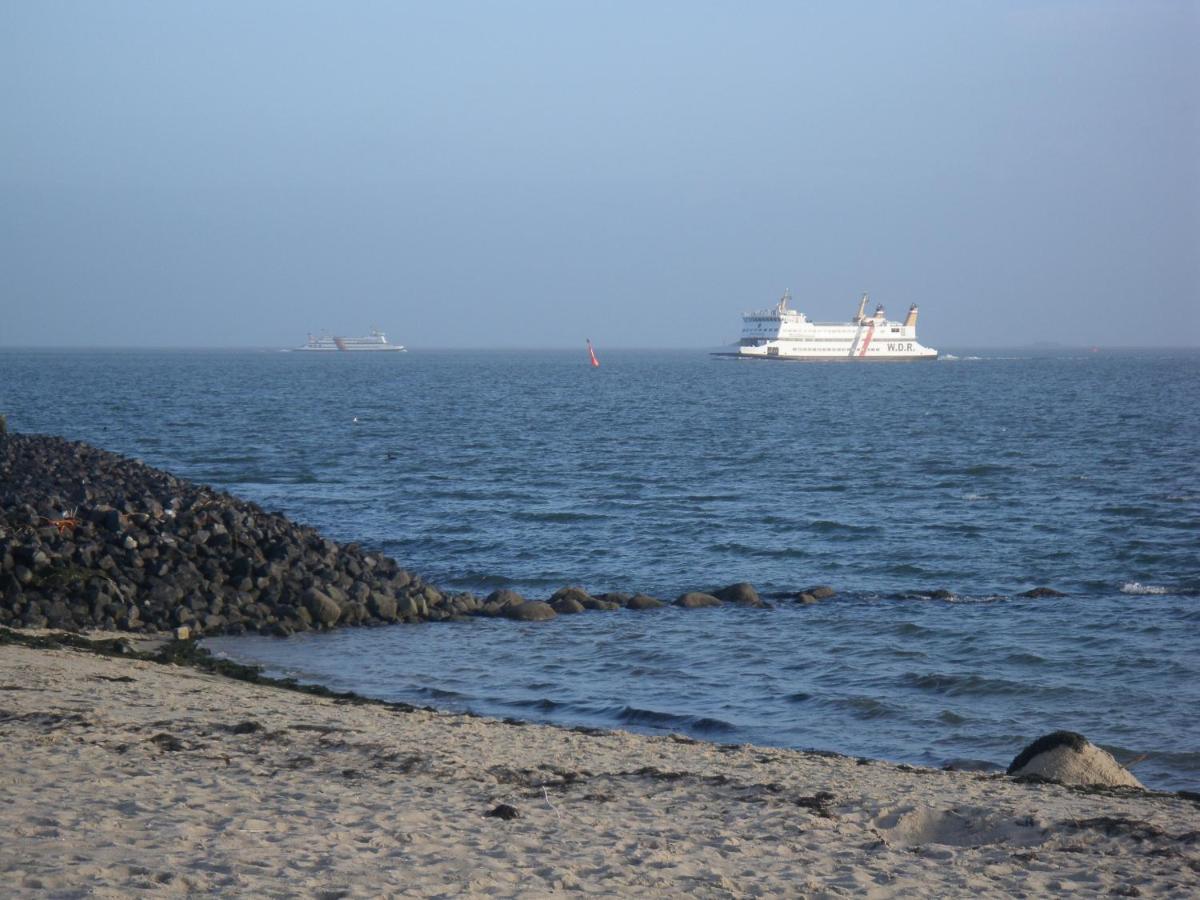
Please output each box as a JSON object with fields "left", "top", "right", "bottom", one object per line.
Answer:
{"left": 294, "top": 329, "right": 406, "bottom": 352}
{"left": 719, "top": 291, "right": 937, "bottom": 361}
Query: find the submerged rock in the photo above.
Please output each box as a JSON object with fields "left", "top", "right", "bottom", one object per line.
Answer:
{"left": 673, "top": 592, "right": 722, "bottom": 609}
{"left": 580, "top": 597, "right": 620, "bottom": 611}
{"left": 713, "top": 582, "right": 763, "bottom": 607}
{"left": 597, "top": 592, "right": 632, "bottom": 607}
{"left": 1019, "top": 586, "right": 1067, "bottom": 598}
{"left": 504, "top": 601, "right": 557, "bottom": 622}
{"left": 550, "top": 596, "right": 585, "bottom": 614}
{"left": 803, "top": 585, "right": 836, "bottom": 600}
{"left": 1007, "top": 731, "right": 1143, "bottom": 789}
{"left": 626, "top": 594, "right": 665, "bottom": 611}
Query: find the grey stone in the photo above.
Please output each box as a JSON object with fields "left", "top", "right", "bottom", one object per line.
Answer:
{"left": 549, "top": 586, "right": 594, "bottom": 606}
{"left": 504, "top": 601, "right": 557, "bottom": 622}
{"left": 674, "top": 592, "right": 722, "bottom": 609}
{"left": 302, "top": 587, "right": 342, "bottom": 627}
{"left": 626, "top": 594, "right": 665, "bottom": 610}
{"left": 713, "top": 582, "right": 763, "bottom": 606}
{"left": 550, "top": 596, "right": 585, "bottom": 614}
{"left": 368, "top": 592, "right": 398, "bottom": 621}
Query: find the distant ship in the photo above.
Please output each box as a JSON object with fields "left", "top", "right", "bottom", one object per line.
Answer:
{"left": 294, "top": 330, "right": 406, "bottom": 352}
{"left": 716, "top": 291, "right": 937, "bottom": 361}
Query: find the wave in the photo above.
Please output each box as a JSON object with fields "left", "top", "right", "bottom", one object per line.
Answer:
{"left": 707, "top": 542, "right": 808, "bottom": 560}
{"left": 614, "top": 705, "right": 736, "bottom": 734}
{"left": 900, "top": 672, "right": 1030, "bottom": 697}
{"left": 828, "top": 696, "right": 895, "bottom": 720}
{"left": 513, "top": 510, "right": 610, "bottom": 524}
{"left": 1120, "top": 581, "right": 1171, "bottom": 595}
{"left": 508, "top": 697, "right": 569, "bottom": 712}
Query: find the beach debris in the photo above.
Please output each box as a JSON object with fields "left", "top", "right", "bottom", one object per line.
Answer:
{"left": 149, "top": 732, "right": 185, "bottom": 752}
{"left": 484, "top": 803, "right": 520, "bottom": 820}
{"left": 173, "top": 626, "right": 190, "bottom": 641}
{"left": 795, "top": 791, "right": 837, "bottom": 817}
{"left": 674, "top": 592, "right": 722, "bottom": 609}
{"left": 1007, "top": 731, "right": 1144, "bottom": 789}
{"left": 229, "top": 720, "right": 263, "bottom": 735}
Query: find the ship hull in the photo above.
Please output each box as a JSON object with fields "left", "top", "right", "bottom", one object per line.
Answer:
{"left": 293, "top": 345, "right": 406, "bottom": 352}
{"left": 713, "top": 351, "right": 938, "bottom": 362}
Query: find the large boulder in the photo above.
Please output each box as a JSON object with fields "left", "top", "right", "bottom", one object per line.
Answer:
{"left": 368, "top": 591, "right": 398, "bottom": 621}
{"left": 1007, "top": 731, "right": 1143, "bottom": 789}
{"left": 626, "top": 594, "right": 665, "bottom": 611}
{"left": 302, "top": 587, "right": 341, "bottom": 627}
{"left": 504, "top": 601, "right": 557, "bottom": 622}
{"left": 674, "top": 592, "right": 722, "bottom": 609}
{"left": 713, "top": 582, "right": 763, "bottom": 607}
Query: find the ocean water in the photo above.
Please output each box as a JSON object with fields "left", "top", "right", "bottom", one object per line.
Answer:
{"left": 3, "top": 348, "right": 1198, "bottom": 789}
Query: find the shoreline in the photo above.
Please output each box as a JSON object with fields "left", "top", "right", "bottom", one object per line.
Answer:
{"left": 2, "top": 629, "right": 1197, "bottom": 897}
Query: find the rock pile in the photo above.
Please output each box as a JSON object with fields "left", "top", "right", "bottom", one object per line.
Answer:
{"left": 0, "top": 433, "right": 467, "bottom": 635}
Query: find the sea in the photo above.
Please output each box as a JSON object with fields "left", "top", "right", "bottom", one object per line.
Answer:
{"left": 2, "top": 347, "right": 1198, "bottom": 790}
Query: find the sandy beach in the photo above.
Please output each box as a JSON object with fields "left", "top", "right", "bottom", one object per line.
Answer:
{"left": 1, "top": 636, "right": 1196, "bottom": 898}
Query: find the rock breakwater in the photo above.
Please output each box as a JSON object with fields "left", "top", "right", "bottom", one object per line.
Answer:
{"left": 0, "top": 432, "right": 831, "bottom": 636}
{"left": 0, "top": 433, "right": 467, "bottom": 635}
{"left": 5, "top": 431, "right": 1076, "bottom": 638}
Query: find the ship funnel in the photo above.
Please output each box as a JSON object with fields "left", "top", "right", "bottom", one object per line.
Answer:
{"left": 904, "top": 304, "right": 919, "bottom": 328}
{"left": 854, "top": 292, "right": 868, "bottom": 323}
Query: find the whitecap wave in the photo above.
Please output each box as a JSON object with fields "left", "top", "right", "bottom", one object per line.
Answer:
{"left": 1121, "top": 581, "right": 1170, "bottom": 595}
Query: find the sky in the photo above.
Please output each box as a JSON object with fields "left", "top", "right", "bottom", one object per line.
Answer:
{"left": 1, "top": 1, "right": 1197, "bottom": 349}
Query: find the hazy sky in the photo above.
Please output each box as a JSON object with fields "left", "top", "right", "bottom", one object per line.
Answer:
{"left": 1, "top": 1, "right": 1197, "bottom": 348}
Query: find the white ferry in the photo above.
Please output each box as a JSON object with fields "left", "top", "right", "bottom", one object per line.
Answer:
{"left": 720, "top": 291, "right": 937, "bottom": 361}
{"left": 294, "top": 330, "right": 406, "bottom": 352}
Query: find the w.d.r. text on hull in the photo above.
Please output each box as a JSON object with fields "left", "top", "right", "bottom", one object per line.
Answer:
{"left": 716, "top": 291, "right": 937, "bottom": 361}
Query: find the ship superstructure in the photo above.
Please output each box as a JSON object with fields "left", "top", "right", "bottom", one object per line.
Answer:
{"left": 295, "top": 330, "right": 406, "bottom": 352}
{"left": 727, "top": 291, "right": 937, "bottom": 361}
